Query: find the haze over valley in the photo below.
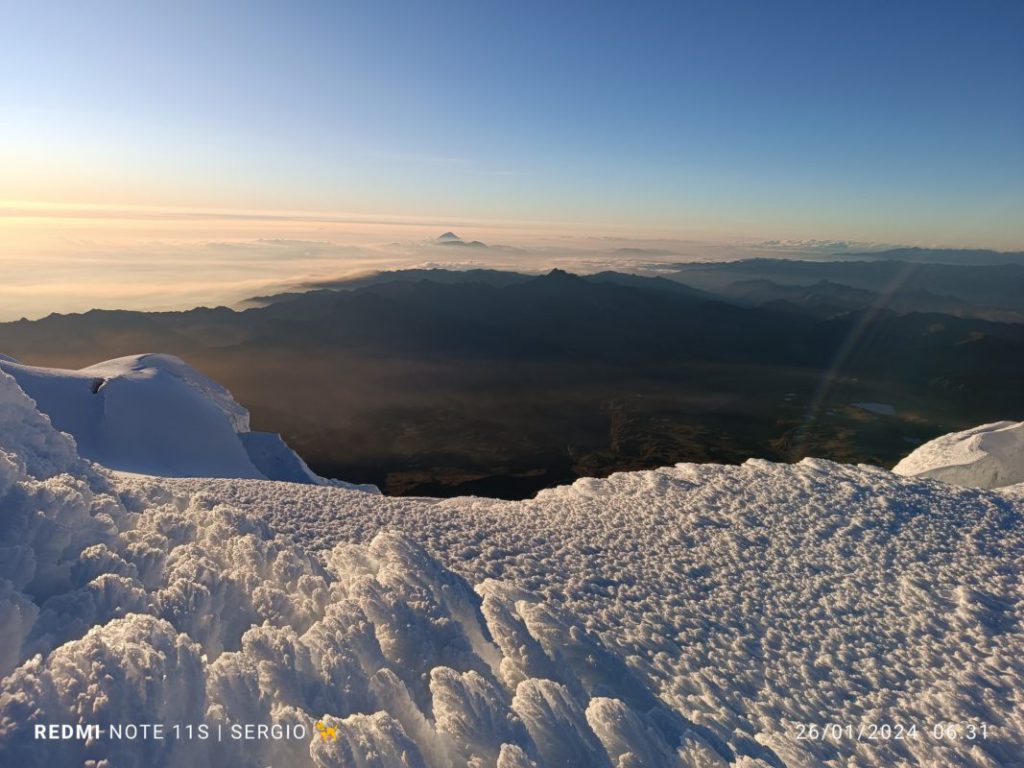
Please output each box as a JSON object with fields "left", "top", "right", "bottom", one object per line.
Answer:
{"left": 4, "top": 248, "right": 1024, "bottom": 497}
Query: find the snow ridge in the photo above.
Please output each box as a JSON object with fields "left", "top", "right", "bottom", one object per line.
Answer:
{"left": 0, "top": 355, "right": 377, "bottom": 491}
{"left": 894, "top": 420, "right": 1024, "bottom": 489}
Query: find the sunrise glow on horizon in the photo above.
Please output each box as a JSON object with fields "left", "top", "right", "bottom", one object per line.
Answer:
{"left": 2, "top": 1, "right": 1022, "bottom": 318}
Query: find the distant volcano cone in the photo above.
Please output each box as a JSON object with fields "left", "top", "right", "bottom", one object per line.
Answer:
{"left": 436, "top": 232, "right": 462, "bottom": 242}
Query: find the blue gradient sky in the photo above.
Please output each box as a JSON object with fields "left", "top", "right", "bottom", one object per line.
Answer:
{"left": 3, "top": 1, "right": 1022, "bottom": 240}
{"left": 0, "top": 1, "right": 1023, "bottom": 318}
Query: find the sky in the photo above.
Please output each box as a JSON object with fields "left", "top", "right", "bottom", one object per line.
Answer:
{"left": 1, "top": 0, "right": 1023, "bottom": 318}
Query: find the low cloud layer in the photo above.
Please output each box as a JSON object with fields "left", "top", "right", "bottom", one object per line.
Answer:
{"left": 0, "top": 223, "right": 903, "bottom": 321}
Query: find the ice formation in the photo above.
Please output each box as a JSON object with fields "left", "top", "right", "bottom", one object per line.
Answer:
{"left": 0, "top": 367, "right": 1022, "bottom": 766}
{"left": 893, "top": 420, "right": 1024, "bottom": 489}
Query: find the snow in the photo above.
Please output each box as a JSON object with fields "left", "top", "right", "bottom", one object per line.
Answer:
{"left": 0, "top": 367, "right": 1022, "bottom": 766}
{"left": 850, "top": 402, "right": 896, "bottom": 416}
{"left": 0, "top": 354, "right": 376, "bottom": 491}
{"left": 893, "top": 420, "right": 1024, "bottom": 489}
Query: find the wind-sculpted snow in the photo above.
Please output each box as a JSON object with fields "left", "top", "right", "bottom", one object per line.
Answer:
{"left": 894, "top": 420, "right": 1024, "bottom": 490}
{"left": 0, "top": 370, "right": 706, "bottom": 767}
{"left": 0, "top": 354, "right": 377, "bottom": 491}
{"left": 165, "top": 464, "right": 1024, "bottom": 766}
{"left": 0, "top": 368, "right": 1023, "bottom": 766}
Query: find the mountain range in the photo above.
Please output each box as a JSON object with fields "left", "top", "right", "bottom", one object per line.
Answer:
{"left": 2, "top": 264, "right": 1022, "bottom": 496}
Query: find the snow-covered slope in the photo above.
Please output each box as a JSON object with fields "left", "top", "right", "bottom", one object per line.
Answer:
{"left": 0, "top": 368, "right": 1022, "bottom": 767}
{"left": 893, "top": 420, "right": 1024, "bottom": 489}
{"left": 0, "top": 354, "right": 374, "bottom": 491}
